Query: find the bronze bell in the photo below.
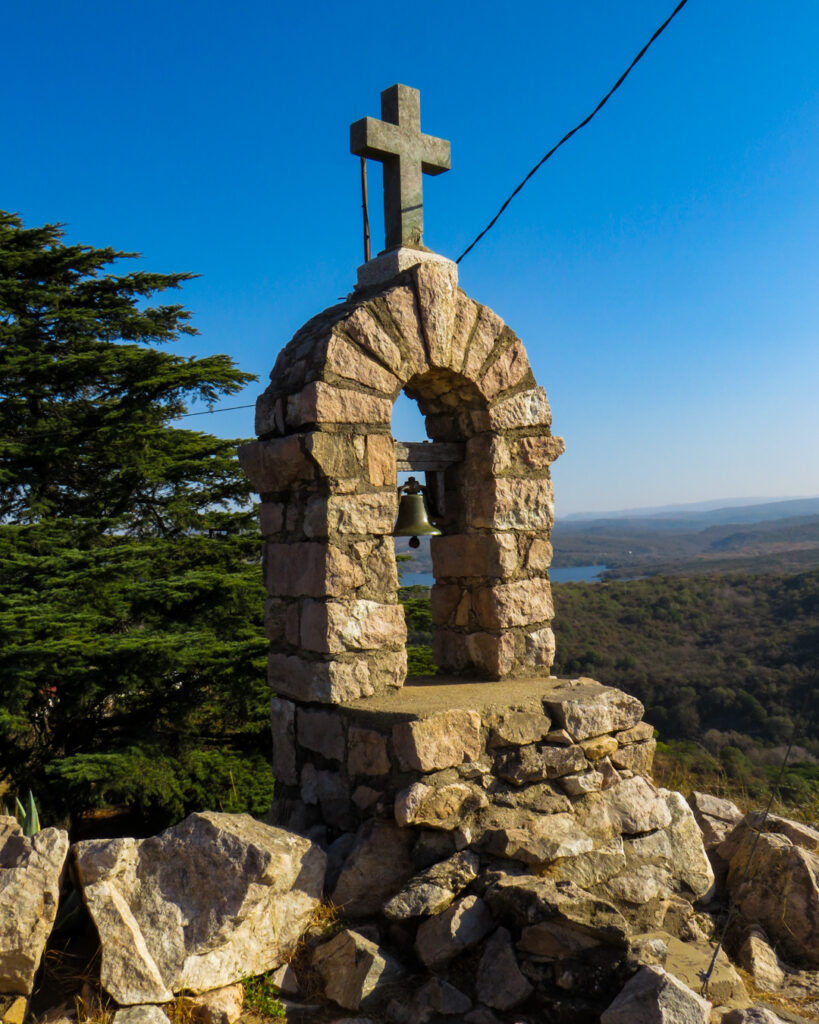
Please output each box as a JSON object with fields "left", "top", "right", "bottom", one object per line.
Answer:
{"left": 394, "top": 476, "right": 441, "bottom": 548}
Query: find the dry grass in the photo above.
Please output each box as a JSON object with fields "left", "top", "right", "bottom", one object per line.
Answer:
{"left": 733, "top": 965, "right": 819, "bottom": 1023}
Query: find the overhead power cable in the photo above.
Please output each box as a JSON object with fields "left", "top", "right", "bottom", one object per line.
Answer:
{"left": 455, "top": 0, "right": 690, "bottom": 264}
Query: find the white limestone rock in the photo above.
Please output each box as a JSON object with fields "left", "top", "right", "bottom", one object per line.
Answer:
{"left": 543, "top": 679, "right": 644, "bottom": 741}
{"left": 719, "top": 812, "right": 819, "bottom": 967}
{"left": 312, "top": 929, "right": 405, "bottom": 1012}
{"left": 601, "top": 965, "right": 711, "bottom": 1023}
{"left": 112, "top": 1008, "right": 169, "bottom": 1024}
{"left": 74, "top": 812, "right": 325, "bottom": 1004}
{"left": 415, "top": 895, "right": 494, "bottom": 967}
{"left": 0, "top": 817, "right": 70, "bottom": 995}
{"left": 383, "top": 851, "right": 479, "bottom": 920}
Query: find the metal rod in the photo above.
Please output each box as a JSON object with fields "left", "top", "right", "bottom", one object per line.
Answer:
{"left": 360, "top": 156, "right": 371, "bottom": 263}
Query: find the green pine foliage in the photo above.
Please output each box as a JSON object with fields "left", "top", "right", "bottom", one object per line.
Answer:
{"left": 0, "top": 210, "right": 271, "bottom": 827}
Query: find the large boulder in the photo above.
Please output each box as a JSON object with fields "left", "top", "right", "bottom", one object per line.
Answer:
{"left": 0, "top": 816, "right": 69, "bottom": 994}
{"left": 718, "top": 812, "right": 819, "bottom": 967}
{"left": 74, "top": 811, "right": 325, "bottom": 1004}
{"left": 601, "top": 965, "right": 711, "bottom": 1023}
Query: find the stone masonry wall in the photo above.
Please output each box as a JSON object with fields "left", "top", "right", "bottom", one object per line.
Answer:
{"left": 269, "top": 676, "right": 715, "bottom": 940}
{"left": 239, "top": 261, "right": 564, "bottom": 703}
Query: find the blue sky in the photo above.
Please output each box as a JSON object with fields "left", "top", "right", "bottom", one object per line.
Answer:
{"left": 3, "top": 1, "right": 817, "bottom": 515}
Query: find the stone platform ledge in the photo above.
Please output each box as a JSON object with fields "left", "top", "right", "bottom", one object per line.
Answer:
{"left": 337, "top": 675, "right": 641, "bottom": 738}
{"left": 270, "top": 675, "right": 658, "bottom": 833}
{"left": 355, "top": 246, "right": 456, "bottom": 288}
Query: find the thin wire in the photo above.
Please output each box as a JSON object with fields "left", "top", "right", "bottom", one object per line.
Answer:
{"left": 700, "top": 684, "right": 815, "bottom": 997}
{"left": 3, "top": 402, "right": 257, "bottom": 442}
{"left": 455, "top": 0, "right": 690, "bottom": 264}
{"left": 179, "top": 402, "right": 255, "bottom": 418}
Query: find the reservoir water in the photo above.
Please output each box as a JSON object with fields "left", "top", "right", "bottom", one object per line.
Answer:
{"left": 399, "top": 564, "right": 608, "bottom": 588}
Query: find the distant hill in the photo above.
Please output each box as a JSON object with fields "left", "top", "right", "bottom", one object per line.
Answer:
{"left": 552, "top": 504, "right": 819, "bottom": 577}
{"left": 397, "top": 497, "right": 819, "bottom": 579}
{"left": 562, "top": 496, "right": 819, "bottom": 525}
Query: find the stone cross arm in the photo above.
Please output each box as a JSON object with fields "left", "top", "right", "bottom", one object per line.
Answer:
{"left": 351, "top": 84, "right": 450, "bottom": 251}
{"left": 350, "top": 116, "right": 451, "bottom": 175}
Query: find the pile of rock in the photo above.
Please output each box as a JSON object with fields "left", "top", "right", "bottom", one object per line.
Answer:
{"left": 3, "top": 677, "right": 818, "bottom": 1024}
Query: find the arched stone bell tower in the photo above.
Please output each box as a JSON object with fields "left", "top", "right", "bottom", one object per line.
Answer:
{"left": 239, "top": 258, "right": 564, "bottom": 704}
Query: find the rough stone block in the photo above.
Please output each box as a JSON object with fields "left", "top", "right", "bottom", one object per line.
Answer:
{"left": 312, "top": 929, "right": 405, "bottom": 1011}
{"left": 611, "top": 739, "right": 657, "bottom": 774}
{"left": 300, "top": 764, "right": 351, "bottom": 828}
{"left": 486, "top": 709, "right": 552, "bottom": 748}
{"left": 308, "top": 493, "right": 397, "bottom": 536}
{"left": 264, "top": 543, "right": 364, "bottom": 598}
{"left": 186, "top": 983, "right": 245, "bottom": 1024}
{"left": 473, "top": 579, "right": 554, "bottom": 629}
{"left": 395, "top": 781, "right": 488, "bottom": 830}
{"left": 300, "top": 599, "right": 406, "bottom": 654}
{"left": 449, "top": 291, "right": 480, "bottom": 370}
{"left": 415, "top": 895, "right": 494, "bottom": 967}
{"left": 480, "top": 336, "right": 531, "bottom": 401}
{"left": 269, "top": 652, "right": 374, "bottom": 703}
{"left": 258, "top": 502, "right": 285, "bottom": 536}
{"left": 383, "top": 851, "right": 479, "bottom": 920}
{"left": 465, "top": 433, "right": 511, "bottom": 474}
{"left": 297, "top": 707, "right": 346, "bottom": 761}
{"left": 429, "top": 583, "right": 462, "bottom": 626}
{"left": 304, "top": 432, "right": 362, "bottom": 480}
{"left": 483, "top": 809, "right": 595, "bottom": 866}
{"left": 462, "top": 306, "right": 505, "bottom": 381}
{"left": 525, "top": 538, "right": 554, "bottom": 572}
{"left": 414, "top": 261, "right": 458, "bottom": 367}
{"left": 581, "top": 735, "right": 620, "bottom": 761}
{"left": 616, "top": 721, "right": 655, "bottom": 746}
{"left": 270, "top": 697, "right": 297, "bottom": 785}
{"left": 347, "top": 727, "right": 391, "bottom": 776}
{"left": 486, "top": 874, "right": 629, "bottom": 945}
{"left": 238, "top": 436, "right": 314, "bottom": 492}
{"left": 431, "top": 532, "right": 518, "bottom": 579}
{"left": 433, "top": 629, "right": 516, "bottom": 678}
{"left": 476, "top": 927, "right": 534, "bottom": 1010}
{"left": 600, "top": 965, "right": 711, "bottom": 1024}
{"left": 74, "top": 813, "right": 325, "bottom": 1004}
{"left": 488, "top": 386, "right": 552, "bottom": 429}
{"left": 0, "top": 819, "right": 69, "bottom": 995}
{"left": 343, "top": 306, "right": 404, "bottom": 374}
{"left": 325, "top": 332, "right": 400, "bottom": 394}
{"left": 466, "top": 477, "right": 555, "bottom": 531}
{"left": 254, "top": 389, "right": 284, "bottom": 436}
{"left": 331, "top": 820, "right": 415, "bottom": 918}
{"left": 515, "top": 435, "right": 566, "bottom": 469}
{"left": 496, "top": 744, "right": 588, "bottom": 785}
{"left": 544, "top": 679, "right": 644, "bottom": 741}
{"left": 574, "top": 776, "right": 673, "bottom": 839}
{"left": 287, "top": 381, "right": 392, "bottom": 427}
{"left": 366, "top": 434, "right": 396, "bottom": 486}
{"left": 522, "top": 626, "right": 556, "bottom": 668}
{"left": 392, "top": 709, "right": 482, "bottom": 771}
{"left": 382, "top": 285, "right": 428, "bottom": 373}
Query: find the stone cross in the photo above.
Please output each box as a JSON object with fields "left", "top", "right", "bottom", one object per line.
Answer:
{"left": 351, "top": 84, "right": 451, "bottom": 252}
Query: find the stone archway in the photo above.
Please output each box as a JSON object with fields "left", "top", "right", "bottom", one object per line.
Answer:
{"left": 240, "top": 261, "right": 564, "bottom": 705}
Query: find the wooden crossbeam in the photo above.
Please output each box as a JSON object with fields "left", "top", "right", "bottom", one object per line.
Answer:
{"left": 395, "top": 440, "right": 463, "bottom": 472}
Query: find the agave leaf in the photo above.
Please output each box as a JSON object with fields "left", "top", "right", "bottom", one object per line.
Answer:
{"left": 24, "top": 791, "right": 40, "bottom": 836}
